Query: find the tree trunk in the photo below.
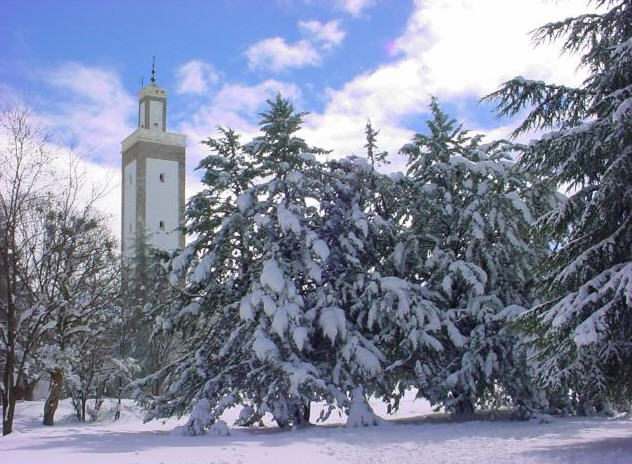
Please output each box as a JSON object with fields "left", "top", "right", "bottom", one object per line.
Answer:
{"left": 2, "top": 341, "right": 16, "bottom": 435}
{"left": 24, "top": 379, "right": 38, "bottom": 401}
{"left": 151, "top": 377, "right": 163, "bottom": 396}
{"left": 302, "top": 402, "right": 311, "bottom": 424}
{"left": 1, "top": 248, "right": 16, "bottom": 436}
{"left": 24, "top": 383, "right": 34, "bottom": 401}
{"left": 2, "top": 390, "right": 16, "bottom": 436}
{"left": 453, "top": 398, "right": 475, "bottom": 417}
{"left": 290, "top": 401, "right": 310, "bottom": 428}
{"left": 2, "top": 398, "right": 15, "bottom": 436}
{"left": 15, "top": 380, "right": 26, "bottom": 400}
{"left": 43, "top": 370, "right": 63, "bottom": 426}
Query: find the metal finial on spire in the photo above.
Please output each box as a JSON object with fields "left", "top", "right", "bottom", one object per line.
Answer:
{"left": 150, "top": 56, "right": 156, "bottom": 83}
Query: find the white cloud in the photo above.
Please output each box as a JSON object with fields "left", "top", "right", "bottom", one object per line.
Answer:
{"left": 69, "top": 156, "right": 121, "bottom": 241}
{"left": 245, "top": 37, "right": 321, "bottom": 72}
{"left": 300, "top": 0, "right": 598, "bottom": 166}
{"left": 214, "top": 79, "right": 303, "bottom": 114}
{"left": 175, "top": 60, "right": 219, "bottom": 94}
{"left": 393, "top": 0, "right": 593, "bottom": 97}
{"left": 301, "top": 111, "right": 413, "bottom": 172}
{"left": 336, "top": 0, "right": 376, "bottom": 17}
{"left": 25, "top": 64, "right": 132, "bottom": 236}
{"left": 41, "top": 62, "right": 135, "bottom": 165}
{"left": 41, "top": 63, "right": 131, "bottom": 239}
{"left": 0, "top": 109, "right": 123, "bottom": 244}
{"left": 299, "top": 20, "right": 346, "bottom": 49}
{"left": 246, "top": 18, "right": 347, "bottom": 72}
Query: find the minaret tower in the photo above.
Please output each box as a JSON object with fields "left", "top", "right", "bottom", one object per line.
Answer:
{"left": 121, "top": 59, "right": 186, "bottom": 260}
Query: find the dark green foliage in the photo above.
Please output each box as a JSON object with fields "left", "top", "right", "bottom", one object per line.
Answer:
{"left": 485, "top": 0, "right": 632, "bottom": 412}
{"left": 397, "top": 99, "right": 546, "bottom": 415}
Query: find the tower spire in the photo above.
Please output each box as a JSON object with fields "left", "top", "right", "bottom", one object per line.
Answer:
{"left": 150, "top": 56, "right": 156, "bottom": 84}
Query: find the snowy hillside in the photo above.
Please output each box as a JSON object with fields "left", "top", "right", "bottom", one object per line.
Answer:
{"left": 1, "top": 392, "right": 631, "bottom": 464}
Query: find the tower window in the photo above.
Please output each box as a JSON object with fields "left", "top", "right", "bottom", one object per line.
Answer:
{"left": 159, "top": 220, "right": 165, "bottom": 231}
{"left": 159, "top": 173, "right": 165, "bottom": 182}
{"left": 129, "top": 223, "right": 132, "bottom": 233}
{"left": 129, "top": 174, "right": 132, "bottom": 184}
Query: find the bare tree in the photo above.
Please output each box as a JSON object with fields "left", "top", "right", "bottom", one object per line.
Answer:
{"left": 0, "top": 103, "right": 54, "bottom": 435}
{"left": 1, "top": 103, "right": 121, "bottom": 432}
{"left": 27, "top": 153, "right": 121, "bottom": 426}
{"left": 38, "top": 206, "right": 120, "bottom": 425}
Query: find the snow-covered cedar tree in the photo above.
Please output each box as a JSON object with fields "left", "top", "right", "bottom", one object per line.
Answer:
{"left": 183, "top": 398, "right": 230, "bottom": 436}
{"left": 484, "top": 0, "right": 632, "bottom": 413}
{"left": 137, "top": 96, "right": 347, "bottom": 430}
{"left": 133, "top": 125, "right": 257, "bottom": 426}
{"left": 136, "top": 98, "right": 446, "bottom": 431}
{"left": 397, "top": 99, "right": 547, "bottom": 416}
{"left": 319, "top": 124, "right": 442, "bottom": 425}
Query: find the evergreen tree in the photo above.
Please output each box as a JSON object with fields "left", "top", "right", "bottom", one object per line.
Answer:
{"left": 320, "top": 130, "right": 442, "bottom": 423}
{"left": 397, "top": 99, "right": 544, "bottom": 415}
{"left": 137, "top": 98, "right": 444, "bottom": 431}
{"left": 484, "top": 0, "right": 632, "bottom": 412}
{"left": 134, "top": 124, "right": 258, "bottom": 428}
{"left": 138, "top": 97, "right": 335, "bottom": 430}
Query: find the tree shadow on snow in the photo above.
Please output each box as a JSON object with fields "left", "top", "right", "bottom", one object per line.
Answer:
{"left": 5, "top": 414, "right": 632, "bottom": 455}
{"left": 520, "top": 435, "right": 632, "bottom": 463}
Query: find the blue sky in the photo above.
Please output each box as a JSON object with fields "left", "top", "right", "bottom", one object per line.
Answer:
{"left": 0, "top": 0, "right": 595, "bottom": 235}
{"left": 2, "top": 1, "right": 411, "bottom": 106}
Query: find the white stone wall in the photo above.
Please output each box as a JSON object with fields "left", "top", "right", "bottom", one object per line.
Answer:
{"left": 139, "top": 101, "right": 146, "bottom": 128}
{"left": 149, "top": 100, "right": 163, "bottom": 130}
{"left": 145, "top": 158, "right": 179, "bottom": 251}
{"left": 122, "top": 160, "right": 137, "bottom": 258}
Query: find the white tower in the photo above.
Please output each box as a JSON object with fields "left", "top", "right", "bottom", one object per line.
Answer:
{"left": 121, "top": 62, "right": 186, "bottom": 260}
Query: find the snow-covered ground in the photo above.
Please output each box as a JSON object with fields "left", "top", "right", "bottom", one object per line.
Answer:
{"left": 2, "top": 391, "right": 631, "bottom": 464}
